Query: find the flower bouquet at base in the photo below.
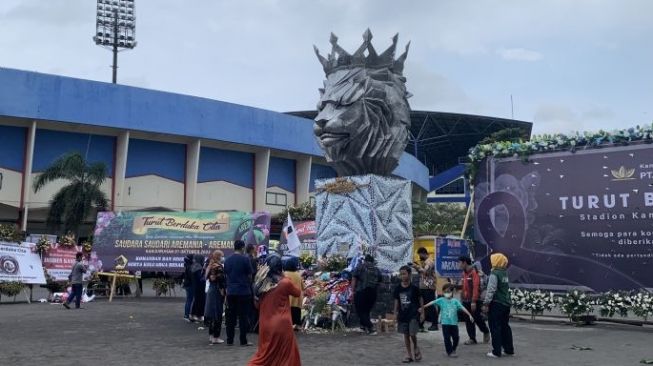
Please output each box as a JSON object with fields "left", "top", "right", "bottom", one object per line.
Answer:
{"left": 559, "top": 290, "right": 595, "bottom": 325}
{"left": 509, "top": 289, "right": 528, "bottom": 313}
{"left": 299, "top": 253, "right": 315, "bottom": 269}
{"left": 522, "top": 290, "right": 557, "bottom": 320}
{"left": 301, "top": 271, "right": 353, "bottom": 332}
{"left": 630, "top": 291, "right": 653, "bottom": 321}
{"left": 52, "top": 286, "right": 95, "bottom": 303}
{"left": 597, "top": 291, "right": 631, "bottom": 318}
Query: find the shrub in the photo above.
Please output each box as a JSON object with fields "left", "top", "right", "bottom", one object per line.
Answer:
{"left": 559, "top": 290, "right": 594, "bottom": 322}
{"left": 522, "top": 290, "right": 556, "bottom": 318}
{"left": 152, "top": 278, "right": 176, "bottom": 296}
{"left": 597, "top": 291, "right": 631, "bottom": 318}
{"left": 274, "top": 202, "right": 316, "bottom": 223}
{"left": 0, "top": 281, "right": 24, "bottom": 297}
{"left": 320, "top": 255, "right": 348, "bottom": 272}
{"left": 629, "top": 291, "right": 653, "bottom": 321}
{"left": 0, "top": 224, "right": 22, "bottom": 243}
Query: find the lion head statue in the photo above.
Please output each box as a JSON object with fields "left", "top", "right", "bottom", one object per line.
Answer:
{"left": 313, "top": 30, "right": 411, "bottom": 176}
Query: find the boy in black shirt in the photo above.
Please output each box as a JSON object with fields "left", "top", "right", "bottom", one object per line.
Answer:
{"left": 394, "top": 265, "right": 424, "bottom": 363}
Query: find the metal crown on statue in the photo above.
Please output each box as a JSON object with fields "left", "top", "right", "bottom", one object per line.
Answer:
{"left": 313, "top": 29, "right": 410, "bottom": 76}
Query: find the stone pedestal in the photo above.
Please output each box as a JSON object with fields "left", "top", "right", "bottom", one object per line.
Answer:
{"left": 315, "top": 174, "right": 413, "bottom": 272}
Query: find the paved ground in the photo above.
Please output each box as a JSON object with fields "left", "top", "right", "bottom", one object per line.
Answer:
{"left": 1, "top": 298, "right": 652, "bottom": 366}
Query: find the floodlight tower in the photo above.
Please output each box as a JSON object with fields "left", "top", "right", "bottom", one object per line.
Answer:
{"left": 93, "top": 0, "right": 137, "bottom": 84}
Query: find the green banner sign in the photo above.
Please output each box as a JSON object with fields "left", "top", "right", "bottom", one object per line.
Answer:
{"left": 93, "top": 211, "right": 270, "bottom": 272}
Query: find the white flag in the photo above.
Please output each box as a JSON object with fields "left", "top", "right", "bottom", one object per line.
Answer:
{"left": 285, "top": 214, "right": 301, "bottom": 257}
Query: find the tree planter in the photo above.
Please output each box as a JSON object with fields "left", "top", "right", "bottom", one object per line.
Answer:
{"left": 530, "top": 311, "right": 544, "bottom": 321}
{"left": 571, "top": 315, "right": 596, "bottom": 326}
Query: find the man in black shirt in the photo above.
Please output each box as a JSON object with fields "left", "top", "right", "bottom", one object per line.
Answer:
{"left": 394, "top": 265, "right": 424, "bottom": 363}
{"left": 351, "top": 255, "right": 382, "bottom": 335}
{"left": 224, "top": 240, "right": 254, "bottom": 346}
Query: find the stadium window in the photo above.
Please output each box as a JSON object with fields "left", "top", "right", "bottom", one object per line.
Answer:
{"left": 266, "top": 192, "right": 288, "bottom": 206}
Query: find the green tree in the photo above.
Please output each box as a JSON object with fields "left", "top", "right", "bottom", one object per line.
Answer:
{"left": 412, "top": 202, "right": 467, "bottom": 237}
{"left": 477, "top": 127, "right": 529, "bottom": 146}
{"left": 33, "top": 152, "right": 108, "bottom": 235}
{"left": 466, "top": 127, "right": 531, "bottom": 185}
{"left": 274, "top": 201, "right": 316, "bottom": 223}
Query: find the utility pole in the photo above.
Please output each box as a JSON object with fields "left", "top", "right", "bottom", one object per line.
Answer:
{"left": 511, "top": 94, "right": 514, "bottom": 119}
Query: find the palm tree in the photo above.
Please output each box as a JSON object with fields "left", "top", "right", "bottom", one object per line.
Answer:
{"left": 33, "top": 152, "right": 108, "bottom": 236}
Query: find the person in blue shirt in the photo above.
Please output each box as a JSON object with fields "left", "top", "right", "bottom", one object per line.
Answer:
{"left": 420, "top": 283, "right": 474, "bottom": 358}
{"left": 224, "top": 240, "right": 254, "bottom": 346}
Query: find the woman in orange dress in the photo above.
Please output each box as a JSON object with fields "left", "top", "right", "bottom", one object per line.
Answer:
{"left": 248, "top": 256, "right": 302, "bottom": 366}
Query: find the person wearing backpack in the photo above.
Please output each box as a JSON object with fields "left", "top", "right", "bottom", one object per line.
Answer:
{"left": 473, "top": 261, "right": 489, "bottom": 299}
{"left": 351, "top": 254, "right": 382, "bottom": 335}
{"left": 459, "top": 255, "right": 490, "bottom": 345}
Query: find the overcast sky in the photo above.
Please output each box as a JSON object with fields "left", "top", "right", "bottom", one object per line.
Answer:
{"left": 1, "top": 0, "right": 652, "bottom": 135}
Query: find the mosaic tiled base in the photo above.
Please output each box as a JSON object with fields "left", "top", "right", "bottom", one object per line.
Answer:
{"left": 315, "top": 174, "right": 413, "bottom": 272}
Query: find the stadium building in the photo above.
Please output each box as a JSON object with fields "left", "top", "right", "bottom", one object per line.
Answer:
{"left": 0, "top": 68, "right": 530, "bottom": 234}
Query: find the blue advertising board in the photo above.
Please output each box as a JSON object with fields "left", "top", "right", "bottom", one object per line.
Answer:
{"left": 436, "top": 237, "right": 469, "bottom": 279}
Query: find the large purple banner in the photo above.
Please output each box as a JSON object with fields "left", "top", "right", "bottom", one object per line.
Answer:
{"left": 474, "top": 143, "right": 653, "bottom": 291}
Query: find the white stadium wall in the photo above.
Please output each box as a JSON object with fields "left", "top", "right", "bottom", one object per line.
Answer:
{"left": 121, "top": 175, "right": 184, "bottom": 211}
{"left": 0, "top": 168, "right": 22, "bottom": 208}
{"left": 195, "top": 181, "right": 253, "bottom": 212}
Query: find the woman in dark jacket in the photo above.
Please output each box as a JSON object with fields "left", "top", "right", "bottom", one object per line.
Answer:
{"left": 204, "top": 250, "right": 226, "bottom": 344}
{"left": 182, "top": 254, "right": 194, "bottom": 321}
{"left": 190, "top": 254, "right": 206, "bottom": 321}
